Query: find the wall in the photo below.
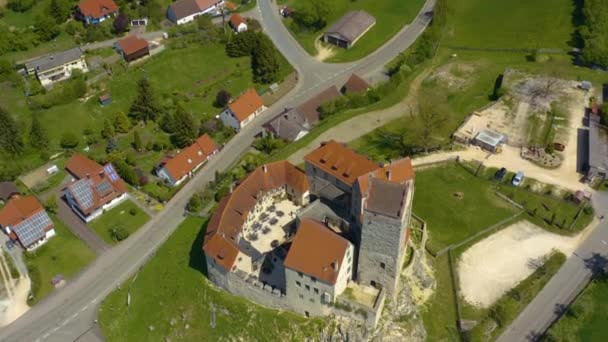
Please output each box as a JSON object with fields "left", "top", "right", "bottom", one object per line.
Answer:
{"left": 285, "top": 266, "right": 335, "bottom": 317}
{"left": 304, "top": 163, "right": 352, "bottom": 200}
{"left": 220, "top": 109, "right": 241, "bottom": 131}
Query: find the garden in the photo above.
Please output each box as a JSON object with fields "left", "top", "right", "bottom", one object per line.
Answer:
{"left": 88, "top": 200, "right": 150, "bottom": 245}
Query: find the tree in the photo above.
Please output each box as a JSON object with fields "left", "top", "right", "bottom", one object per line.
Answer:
{"left": 133, "top": 130, "right": 143, "bottom": 151}
{"left": 196, "top": 15, "right": 221, "bottom": 44}
{"left": 113, "top": 111, "right": 131, "bottom": 133}
{"left": 293, "top": 0, "right": 333, "bottom": 30}
{"left": 49, "top": 0, "right": 70, "bottom": 24}
{"left": 225, "top": 30, "right": 259, "bottom": 57}
{"left": 171, "top": 106, "right": 198, "bottom": 148}
{"left": 113, "top": 159, "right": 139, "bottom": 185}
{"left": 44, "top": 197, "right": 58, "bottom": 214}
{"left": 7, "top": 0, "right": 34, "bottom": 12}
{"left": 110, "top": 226, "right": 130, "bottom": 242}
{"left": 0, "top": 107, "right": 24, "bottom": 154}
{"left": 129, "top": 77, "right": 162, "bottom": 122}
{"left": 215, "top": 89, "right": 231, "bottom": 108}
{"left": 251, "top": 34, "right": 280, "bottom": 84}
{"left": 113, "top": 13, "right": 130, "bottom": 34}
{"left": 101, "top": 119, "right": 115, "bottom": 139}
{"left": 34, "top": 15, "right": 60, "bottom": 42}
{"left": 106, "top": 137, "right": 119, "bottom": 153}
{"left": 187, "top": 193, "right": 203, "bottom": 212}
{"left": 60, "top": 131, "right": 80, "bottom": 149}
{"left": 253, "top": 135, "right": 285, "bottom": 154}
{"left": 413, "top": 97, "right": 447, "bottom": 153}
{"left": 29, "top": 115, "right": 49, "bottom": 149}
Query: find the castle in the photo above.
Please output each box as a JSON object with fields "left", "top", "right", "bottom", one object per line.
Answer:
{"left": 203, "top": 140, "right": 415, "bottom": 327}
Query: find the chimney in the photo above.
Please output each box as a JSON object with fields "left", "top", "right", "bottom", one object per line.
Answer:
{"left": 187, "top": 158, "right": 192, "bottom": 164}
{"left": 331, "top": 261, "right": 339, "bottom": 272}
{"left": 386, "top": 170, "right": 392, "bottom": 181}
{"left": 262, "top": 164, "right": 267, "bottom": 173}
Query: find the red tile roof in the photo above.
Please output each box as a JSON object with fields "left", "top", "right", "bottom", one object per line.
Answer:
{"left": 229, "top": 14, "right": 246, "bottom": 28}
{"left": 342, "top": 73, "right": 370, "bottom": 94}
{"left": 356, "top": 157, "right": 415, "bottom": 196}
{"left": 284, "top": 219, "right": 350, "bottom": 285}
{"left": 224, "top": 1, "right": 237, "bottom": 11}
{"left": 304, "top": 140, "right": 380, "bottom": 186}
{"left": 203, "top": 161, "right": 309, "bottom": 270}
{"left": 195, "top": 0, "right": 220, "bottom": 10}
{"left": 78, "top": 0, "right": 118, "bottom": 19}
{"left": 228, "top": 88, "right": 264, "bottom": 122}
{"left": 116, "top": 35, "right": 149, "bottom": 56}
{"left": 66, "top": 153, "right": 105, "bottom": 179}
{"left": 0, "top": 195, "right": 46, "bottom": 228}
{"left": 160, "top": 134, "right": 219, "bottom": 182}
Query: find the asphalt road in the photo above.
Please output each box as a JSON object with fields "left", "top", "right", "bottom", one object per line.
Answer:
{"left": 0, "top": 1, "right": 436, "bottom": 341}
{"left": 497, "top": 217, "right": 608, "bottom": 341}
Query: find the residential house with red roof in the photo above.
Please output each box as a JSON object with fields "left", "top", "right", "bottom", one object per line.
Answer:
{"left": 77, "top": 0, "right": 119, "bottom": 25}
{"left": 0, "top": 195, "right": 55, "bottom": 251}
{"left": 229, "top": 14, "right": 248, "bottom": 33}
{"left": 155, "top": 134, "right": 219, "bottom": 187}
{"left": 64, "top": 154, "right": 128, "bottom": 222}
{"left": 167, "top": 0, "right": 225, "bottom": 25}
{"left": 219, "top": 88, "right": 266, "bottom": 131}
{"left": 114, "top": 35, "right": 150, "bottom": 62}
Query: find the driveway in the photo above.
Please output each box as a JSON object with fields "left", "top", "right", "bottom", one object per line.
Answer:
{"left": 57, "top": 197, "right": 109, "bottom": 255}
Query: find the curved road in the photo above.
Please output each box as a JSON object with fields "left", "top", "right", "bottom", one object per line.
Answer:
{"left": 0, "top": 1, "right": 435, "bottom": 341}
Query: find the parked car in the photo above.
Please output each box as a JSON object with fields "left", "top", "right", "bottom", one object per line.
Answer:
{"left": 5, "top": 240, "right": 14, "bottom": 250}
{"left": 512, "top": 171, "right": 524, "bottom": 186}
{"left": 495, "top": 167, "right": 508, "bottom": 181}
{"left": 553, "top": 142, "right": 566, "bottom": 152}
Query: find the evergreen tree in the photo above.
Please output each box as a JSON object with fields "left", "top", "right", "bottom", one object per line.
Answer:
{"left": 49, "top": 0, "right": 69, "bottom": 24}
{"left": 29, "top": 115, "right": 49, "bottom": 149}
{"left": 225, "top": 31, "right": 258, "bottom": 57}
{"left": 251, "top": 34, "right": 280, "bottom": 84}
{"left": 0, "top": 107, "right": 24, "bottom": 154}
{"left": 171, "top": 106, "right": 197, "bottom": 148}
{"left": 113, "top": 159, "right": 139, "bottom": 185}
{"left": 113, "top": 111, "right": 131, "bottom": 133}
{"left": 129, "top": 77, "right": 162, "bottom": 122}
{"left": 133, "top": 130, "right": 142, "bottom": 151}
{"left": 101, "top": 119, "right": 115, "bottom": 139}
{"left": 34, "top": 15, "right": 60, "bottom": 42}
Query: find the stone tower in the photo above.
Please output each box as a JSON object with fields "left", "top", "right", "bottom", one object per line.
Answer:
{"left": 357, "top": 177, "right": 414, "bottom": 298}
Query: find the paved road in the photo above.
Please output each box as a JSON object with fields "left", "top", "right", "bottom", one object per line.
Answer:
{"left": 497, "top": 218, "right": 608, "bottom": 341}
{"left": 0, "top": 1, "right": 436, "bottom": 341}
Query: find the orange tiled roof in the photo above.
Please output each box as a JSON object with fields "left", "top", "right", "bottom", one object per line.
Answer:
{"left": 78, "top": 0, "right": 118, "bottom": 18}
{"left": 283, "top": 219, "right": 350, "bottom": 284}
{"left": 228, "top": 88, "right": 264, "bottom": 122}
{"left": 66, "top": 153, "right": 104, "bottom": 179}
{"left": 304, "top": 140, "right": 380, "bottom": 186}
{"left": 229, "top": 14, "right": 246, "bottom": 28}
{"left": 356, "top": 157, "right": 414, "bottom": 196}
{"left": 161, "top": 134, "right": 218, "bottom": 182}
{"left": 203, "top": 161, "right": 308, "bottom": 270}
{"left": 0, "top": 195, "right": 45, "bottom": 228}
{"left": 116, "top": 35, "right": 148, "bottom": 56}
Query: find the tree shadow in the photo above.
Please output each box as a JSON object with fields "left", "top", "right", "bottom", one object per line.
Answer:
{"left": 526, "top": 330, "right": 543, "bottom": 341}
{"left": 568, "top": 0, "right": 585, "bottom": 49}
{"left": 189, "top": 220, "right": 209, "bottom": 277}
{"left": 583, "top": 253, "right": 608, "bottom": 276}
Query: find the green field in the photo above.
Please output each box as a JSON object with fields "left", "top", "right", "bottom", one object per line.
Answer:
{"left": 282, "top": 0, "right": 425, "bottom": 62}
{"left": 444, "top": 0, "right": 575, "bottom": 49}
{"left": 89, "top": 200, "right": 150, "bottom": 245}
{"left": 25, "top": 217, "right": 96, "bottom": 304}
{"left": 99, "top": 217, "right": 328, "bottom": 341}
{"left": 547, "top": 276, "right": 608, "bottom": 342}
{"left": 413, "top": 163, "right": 518, "bottom": 253}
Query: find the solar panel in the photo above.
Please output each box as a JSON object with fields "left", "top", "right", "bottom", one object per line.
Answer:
{"left": 104, "top": 164, "right": 120, "bottom": 182}
{"left": 96, "top": 181, "right": 113, "bottom": 195}
{"left": 12, "top": 210, "right": 52, "bottom": 247}
{"left": 71, "top": 180, "right": 94, "bottom": 210}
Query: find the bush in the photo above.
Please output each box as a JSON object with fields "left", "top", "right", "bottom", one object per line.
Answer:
{"left": 215, "top": 89, "right": 231, "bottom": 108}
{"left": 44, "top": 197, "right": 58, "bottom": 214}
{"left": 187, "top": 193, "right": 203, "bottom": 212}
{"left": 129, "top": 208, "right": 137, "bottom": 216}
{"left": 60, "top": 132, "right": 80, "bottom": 149}
{"left": 110, "top": 226, "right": 130, "bottom": 242}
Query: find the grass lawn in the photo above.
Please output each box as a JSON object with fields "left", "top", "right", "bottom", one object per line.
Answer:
{"left": 459, "top": 251, "right": 566, "bottom": 341}
{"left": 89, "top": 200, "right": 150, "bottom": 245}
{"left": 282, "top": 0, "right": 425, "bottom": 62}
{"left": 547, "top": 276, "right": 608, "bottom": 342}
{"left": 413, "top": 163, "right": 518, "bottom": 254}
{"left": 99, "top": 217, "right": 328, "bottom": 341}
{"left": 24, "top": 216, "right": 96, "bottom": 304}
{"left": 444, "top": 0, "right": 576, "bottom": 49}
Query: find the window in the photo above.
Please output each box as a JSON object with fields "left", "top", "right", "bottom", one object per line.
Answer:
{"left": 299, "top": 294, "right": 304, "bottom": 299}
{"left": 296, "top": 281, "right": 301, "bottom": 287}
{"left": 311, "top": 277, "right": 317, "bottom": 283}
{"left": 305, "top": 285, "right": 310, "bottom": 291}
{"left": 380, "top": 262, "right": 386, "bottom": 269}
{"left": 298, "top": 272, "right": 303, "bottom": 278}
{"left": 314, "top": 288, "right": 319, "bottom": 294}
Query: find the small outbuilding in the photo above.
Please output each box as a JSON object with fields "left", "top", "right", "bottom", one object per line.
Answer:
{"left": 229, "top": 14, "right": 248, "bottom": 33}
{"left": 341, "top": 73, "right": 370, "bottom": 94}
{"left": 99, "top": 93, "right": 112, "bottom": 106}
{"left": 115, "top": 35, "right": 150, "bottom": 62}
{"left": 323, "top": 11, "right": 376, "bottom": 49}
{"left": 0, "top": 182, "right": 19, "bottom": 202}
{"left": 472, "top": 129, "right": 507, "bottom": 153}
{"left": 578, "top": 80, "right": 592, "bottom": 91}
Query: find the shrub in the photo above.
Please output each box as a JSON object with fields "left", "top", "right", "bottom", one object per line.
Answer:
{"left": 187, "top": 193, "right": 203, "bottom": 212}
{"left": 129, "top": 208, "right": 137, "bottom": 216}
{"left": 110, "top": 226, "right": 130, "bottom": 242}
{"left": 60, "top": 132, "right": 80, "bottom": 149}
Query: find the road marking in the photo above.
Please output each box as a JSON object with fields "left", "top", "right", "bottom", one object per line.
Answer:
{"left": 602, "top": 240, "right": 607, "bottom": 245}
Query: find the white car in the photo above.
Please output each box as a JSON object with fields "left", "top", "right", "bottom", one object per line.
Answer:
{"left": 512, "top": 171, "right": 524, "bottom": 186}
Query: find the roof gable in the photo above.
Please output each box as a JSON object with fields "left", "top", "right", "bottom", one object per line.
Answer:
{"left": 78, "top": 0, "right": 119, "bottom": 18}
{"left": 117, "top": 35, "right": 149, "bottom": 56}
{"left": 161, "top": 134, "right": 218, "bottom": 181}
{"left": 228, "top": 89, "right": 264, "bottom": 122}
{"left": 325, "top": 10, "right": 376, "bottom": 42}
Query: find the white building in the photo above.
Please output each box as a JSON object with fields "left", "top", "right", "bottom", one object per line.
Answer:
{"left": 220, "top": 88, "right": 266, "bottom": 131}
{"left": 24, "top": 48, "right": 89, "bottom": 87}
{"left": 167, "top": 0, "right": 225, "bottom": 25}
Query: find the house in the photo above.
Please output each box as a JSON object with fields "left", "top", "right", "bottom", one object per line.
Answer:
{"left": 295, "top": 86, "right": 341, "bottom": 125}
{"left": 0, "top": 195, "right": 55, "bottom": 251}
{"left": 167, "top": 0, "right": 225, "bottom": 25}
{"left": 263, "top": 108, "right": 311, "bottom": 142}
{"left": 64, "top": 154, "right": 128, "bottom": 222}
{"left": 229, "top": 14, "right": 247, "bottom": 32}
{"left": 472, "top": 129, "right": 507, "bottom": 153}
{"left": 77, "top": 0, "right": 119, "bottom": 25}
{"left": 155, "top": 134, "right": 219, "bottom": 187}
{"left": 115, "top": 35, "right": 150, "bottom": 62}
{"left": 0, "top": 182, "right": 19, "bottom": 202}
{"left": 284, "top": 218, "right": 354, "bottom": 316}
{"left": 587, "top": 116, "right": 608, "bottom": 181}
{"left": 220, "top": 88, "right": 266, "bottom": 131}
{"left": 341, "top": 73, "right": 370, "bottom": 94}
{"left": 99, "top": 93, "right": 112, "bottom": 106}
{"left": 323, "top": 11, "right": 376, "bottom": 49}
{"left": 24, "top": 47, "right": 89, "bottom": 87}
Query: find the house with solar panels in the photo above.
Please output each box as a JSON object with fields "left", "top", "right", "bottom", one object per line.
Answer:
{"left": 64, "top": 154, "right": 128, "bottom": 222}
{"left": 0, "top": 195, "right": 56, "bottom": 251}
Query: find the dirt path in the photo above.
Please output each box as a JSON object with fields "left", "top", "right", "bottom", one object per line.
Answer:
{"left": 314, "top": 38, "right": 336, "bottom": 62}
{"left": 288, "top": 68, "right": 432, "bottom": 164}
{"left": 0, "top": 277, "right": 31, "bottom": 327}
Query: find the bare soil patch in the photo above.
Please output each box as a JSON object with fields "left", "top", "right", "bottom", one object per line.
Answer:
{"left": 314, "top": 38, "right": 336, "bottom": 62}
{"left": 426, "top": 62, "right": 477, "bottom": 90}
